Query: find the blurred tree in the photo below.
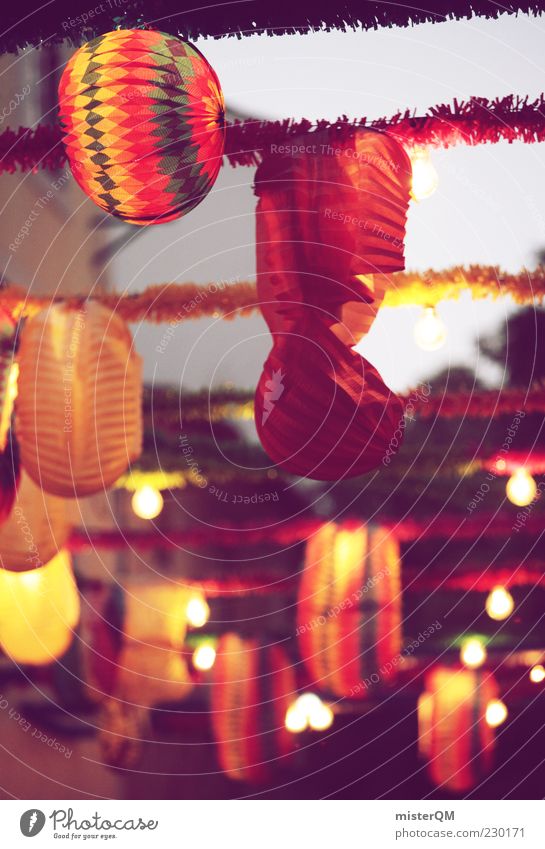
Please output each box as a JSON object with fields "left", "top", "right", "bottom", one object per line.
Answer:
{"left": 479, "top": 307, "right": 545, "bottom": 387}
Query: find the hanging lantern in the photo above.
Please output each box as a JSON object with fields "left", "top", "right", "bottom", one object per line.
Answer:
{"left": 418, "top": 666, "right": 498, "bottom": 792}
{"left": 106, "top": 581, "right": 192, "bottom": 707}
{"left": 211, "top": 633, "right": 297, "bottom": 782}
{"left": 297, "top": 522, "right": 401, "bottom": 699}
{"left": 58, "top": 29, "right": 225, "bottom": 225}
{"left": 0, "top": 472, "right": 70, "bottom": 572}
{"left": 506, "top": 468, "right": 537, "bottom": 507}
{"left": 16, "top": 302, "right": 142, "bottom": 497}
{"left": 254, "top": 128, "right": 411, "bottom": 480}
{"left": 0, "top": 550, "right": 80, "bottom": 665}
{"left": 460, "top": 636, "right": 487, "bottom": 669}
{"left": 0, "top": 308, "right": 20, "bottom": 523}
{"left": 485, "top": 586, "right": 514, "bottom": 621}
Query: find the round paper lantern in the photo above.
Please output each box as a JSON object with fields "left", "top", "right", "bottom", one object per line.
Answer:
{"left": 297, "top": 522, "right": 401, "bottom": 699}
{"left": 211, "top": 634, "right": 297, "bottom": 782}
{"left": 0, "top": 472, "right": 70, "bottom": 572}
{"left": 254, "top": 129, "right": 411, "bottom": 480}
{"left": 16, "top": 302, "right": 142, "bottom": 497}
{"left": 58, "top": 29, "right": 225, "bottom": 225}
{"left": 0, "top": 550, "right": 80, "bottom": 665}
{"left": 418, "top": 665, "right": 498, "bottom": 792}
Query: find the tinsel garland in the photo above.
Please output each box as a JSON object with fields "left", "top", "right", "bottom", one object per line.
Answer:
{"left": 3, "top": 266, "right": 545, "bottom": 327}
{"left": 67, "top": 510, "right": 544, "bottom": 552}
{"left": 4, "top": 94, "right": 545, "bottom": 175}
{"left": 3, "top": 2, "right": 544, "bottom": 54}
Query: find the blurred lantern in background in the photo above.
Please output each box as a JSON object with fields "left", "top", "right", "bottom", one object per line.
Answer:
{"left": 529, "top": 664, "right": 545, "bottom": 683}
{"left": 506, "top": 468, "right": 537, "bottom": 507}
{"left": 409, "top": 146, "right": 439, "bottom": 201}
{"left": 131, "top": 485, "right": 164, "bottom": 520}
{"left": 460, "top": 637, "right": 487, "bottom": 669}
{"left": 285, "top": 692, "right": 334, "bottom": 733}
{"left": 414, "top": 306, "right": 447, "bottom": 351}
{"left": 485, "top": 698, "right": 508, "bottom": 728}
{"left": 16, "top": 303, "right": 142, "bottom": 497}
{"left": 0, "top": 550, "right": 80, "bottom": 665}
{"left": 418, "top": 666, "right": 498, "bottom": 792}
{"left": 0, "top": 472, "right": 70, "bottom": 572}
{"left": 192, "top": 641, "right": 216, "bottom": 672}
{"left": 186, "top": 593, "right": 210, "bottom": 629}
{"left": 297, "top": 522, "right": 401, "bottom": 699}
{"left": 485, "top": 586, "right": 514, "bottom": 621}
{"left": 211, "top": 634, "right": 297, "bottom": 782}
{"left": 58, "top": 29, "right": 225, "bottom": 225}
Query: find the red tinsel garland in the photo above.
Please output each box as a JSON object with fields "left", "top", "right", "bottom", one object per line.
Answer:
{"left": 4, "top": 95, "right": 545, "bottom": 175}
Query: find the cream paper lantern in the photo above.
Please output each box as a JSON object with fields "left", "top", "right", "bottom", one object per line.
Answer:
{"left": 0, "top": 472, "right": 70, "bottom": 572}
{"left": 0, "top": 550, "right": 80, "bottom": 664}
{"left": 16, "top": 302, "right": 142, "bottom": 497}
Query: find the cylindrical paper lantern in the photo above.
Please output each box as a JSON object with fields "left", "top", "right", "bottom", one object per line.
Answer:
{"left": 16, "top": 302, "right": 142, "bottom": 497}
{"left": 254, "top": 129, "right": 411, "bottom": 480}
{"left": 297, "top": 522, "right": 401, "bottom": 699}
{"left": 211, "top": 633, "right": 297, "bottom": 782}
{"left": 418, "top": 665, "right": 499, "bottom": 792}
{"left": 0, "top": 550, "right": 80, "bottom": 665}
{"left": 58, "top": 29, "right": 225, "bottom": 225}
{"left": 0, "top": 472, "right": 70, "bottom": 572}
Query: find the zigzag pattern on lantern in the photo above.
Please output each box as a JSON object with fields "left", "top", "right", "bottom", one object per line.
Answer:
{"left": 211, "top": 633, "right": 297, "bottom": 782}
{"left": 58, "top": 29, "right": 224, "bottom": 224}
{"left": 254, "top": 129, "right": 412, "bottom": 480}
{"left": 418, "top": 666, "right": 499, "bottom": 792}
{"left": 297, "top": 522, "right": 402, "bottom": 699}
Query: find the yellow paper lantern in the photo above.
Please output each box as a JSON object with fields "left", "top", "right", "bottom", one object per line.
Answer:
{"left": 0, "top": 472, "right": 70, "bottom": 572}
{"left": 16, "top": 302, "right": 142, "bottom": 497}
{"left": 0, "top": 550, "right": 80, "bottom": 665}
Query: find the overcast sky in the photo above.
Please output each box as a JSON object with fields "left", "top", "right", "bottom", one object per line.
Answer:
{"left": 114, "top": 13, "right": 545, "bottom": 394}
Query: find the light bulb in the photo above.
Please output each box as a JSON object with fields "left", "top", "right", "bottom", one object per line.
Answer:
{"left": 308, "top": 701, "right": 334, "bottom": 732}
{"left": 529, "top": 664, "right": 545, "bottom": 683}
{"left": 414, "top": 307, "right": 447, "bottom": 351}
{"left": 460, "top": 637, "right": 487, "bottom": 669}
{"left": 294, "top": 692, "right": 323, "bottom": 716}
{"left": 193, "top": 643, "right": 216, "bottom": 671}
{"left": 285, "top": 702, "right": 308, "bottom": 734}
{"left": 485, "top": 586, "right": 514, "bottom": 621}
{"left": 131, "top": 485, "right": 164, "bottom": 520}
{"left": 186, "top": 595, "right": 210, "bottom": 629}
{"left": 485, "top": 699, "right": 508, "bottom": 728}
{"left": 409, "top": 146, "right": 439, "bottom": 201}
{"left": 506, "top": 468, "right": 537, "bottom": 507}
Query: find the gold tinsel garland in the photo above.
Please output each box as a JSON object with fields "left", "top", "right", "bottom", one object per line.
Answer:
{"left": 3, "top": 265, "right": 545, "bottom": 323}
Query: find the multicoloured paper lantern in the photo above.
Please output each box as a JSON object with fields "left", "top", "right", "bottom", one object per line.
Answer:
{"left": 0, "top": 472, "right": 70, "bottom": 572}
{"left": 16, "top": 302, "right": 142, "bottom": 497}
{"left": 254, "top": 129, "right": 411, "bottom": 479}
{"left": 0, "top": 550, "right": 80, "bottom": 665}
{"left": 58, "top": 29, "right": 225, "bottom": 225}
{"left": 297, "top": 522, "right": 402, "bottom": 699}
{"left": 211, "top": 633, "right": 297, "bottom": 782}
{"left": 418, "top": 665, "right": 499, "bottom": 792}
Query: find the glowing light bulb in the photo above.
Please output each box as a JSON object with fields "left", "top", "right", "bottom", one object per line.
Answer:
{"left": 529, "top": 664, "right": 545, "bottom": 683}
{"left": 506, "top": 468, "right": 537, "bottom": 507}
{"left": 285, "top": 702, "right": 308, "bottom": 733}
{"left": 409, "top": 146, "right": 439, "bottom": 201}
{"left": 131, "top": 485, "right": 164, "bottom": 520}
{"left": 308, "top": 701, "right": 334, "bottom": 731}
{"left": 294, "top": 692, "right": 322, "bottom": 716}
{"left": 193, "top": 643, "right": 216, "bottom": 671}
{"left": 460, "top": 637, "right": 487, "bottom": 669}
{"left": 485, "top": 586, "right": 514, "bottom": 621}
{"left": 414, "top": 307, "right": 447, "bottom": 351}
{"left": 186, "top": 595, "right": 210, "bottom": 628}
{"left": 485, "top": 699, "right": 508, "bottom": 728}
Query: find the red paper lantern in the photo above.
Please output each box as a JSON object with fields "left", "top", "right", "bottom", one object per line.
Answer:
{"left": 58, "top": 29, "right": 224, "bottom": 225}
{"left": 211, "top": 633, "right": 296, "bottom": 782}
{"left": 254, "top": 129, "right": 411, "bottom": 479}
{"left": 418, "top": 665, "right": 499, "bottom": 792}
{"left": 297, "top": 522, "right": 402, "bottom": 699}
